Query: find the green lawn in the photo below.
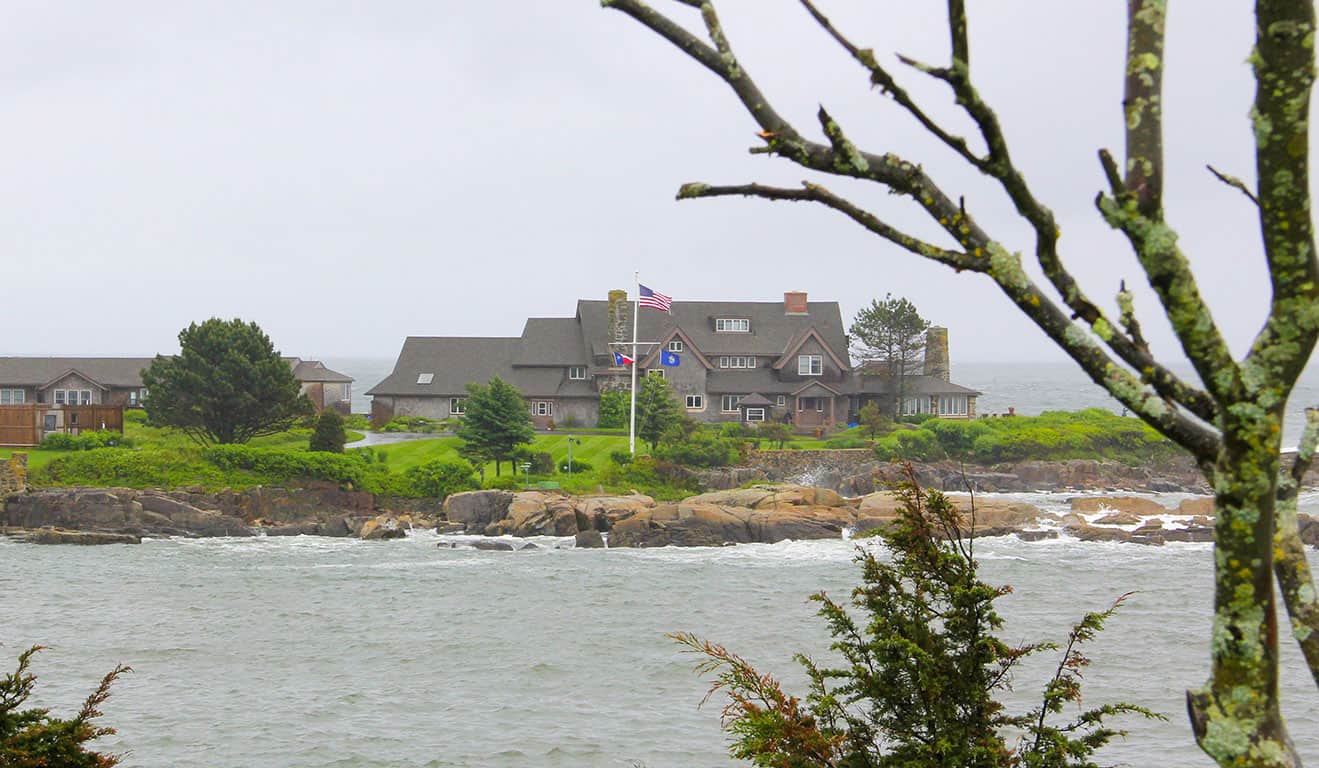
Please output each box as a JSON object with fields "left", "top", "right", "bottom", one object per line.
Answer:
{"left": 358, "top": 434, "right": 633, "bottom": 475}
{"left": 0, "top": 421, "right": 364, "bottom": 471}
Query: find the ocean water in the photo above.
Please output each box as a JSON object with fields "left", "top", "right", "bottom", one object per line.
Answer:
{"left": 3, "top": 498, "right": 1317, "bottom": 768}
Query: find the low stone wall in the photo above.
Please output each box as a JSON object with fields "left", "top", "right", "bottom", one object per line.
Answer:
{"left": 723, "top": 450, "right": 1213, "bottom": 495}
{"left": 0, "top": 453, "right": 27, "bottom": 496}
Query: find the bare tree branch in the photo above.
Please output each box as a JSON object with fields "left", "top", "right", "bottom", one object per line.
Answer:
{"left": 1206, "top": 165, "right": 1260, "bottom": 206}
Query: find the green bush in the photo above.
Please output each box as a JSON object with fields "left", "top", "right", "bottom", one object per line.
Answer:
{"left": 309, "top": 410, "right": 347, "bottom": 453}
{"left": 123, "top": 409, "right": 149, "bottom": 424}
{"left": 597, "top": 391, "right": 628, "bottom": 428}
{"left": 824, "top": 436, "right": 872, "bottom": 449}
{"left": 201, "top": 445, "right": 381, "bottom": 490}
{"left": 35, "top": 449, "right": 228, "bottom": 489}
{"left": 718, "top": 422, "right": 748, "bottom": 438}
{"left": 655, "top": 431, "right": 739, "bottom": 468}
{"left": 40, "top": 431, "right": 135, "bottom": 451}
{"left": 484, "top": 476, "right": 521, "bottom": 490}
{"left": 899, "top": 412, "right": 937, "bottom": 425}
{"left": 381, "top": 416, "right": 444, "bottom": 433}
{"left": 341, "top": 413, "right": 372, "bottom": 430}
{"left": 403, "top": 459, "right": 477, "bottom": 499}
{"left": 560, "top": 458, "right": 592, "bottom": 473}
{"left": 511, "top": 448, "right": 555, "bottom": 475}
{"left": 609, "top": 449, "right": 634, "bottom": 466}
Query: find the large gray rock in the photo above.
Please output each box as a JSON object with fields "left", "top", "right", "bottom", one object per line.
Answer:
{"left": 443, "top": 491, "right": 514, "bottom": 533}
{"left": 25, "top": 528, "right": 140, "bottom": 545}
{"left": 574, "top": 529, "right": 605, "bottom": 548}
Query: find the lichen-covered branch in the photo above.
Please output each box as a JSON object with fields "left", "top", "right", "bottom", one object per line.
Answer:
{"left": 1099, "top": 1, "right": 1241, "bottom": 406}
{"left": 1244, "top": 0, "right": 1319, "bottom": 398}
{"left": 1207, "top": 165, "right": 1260, "bottom": 207}
{"left": 1275, "top": 407, "right": 1319, "bottom": 686}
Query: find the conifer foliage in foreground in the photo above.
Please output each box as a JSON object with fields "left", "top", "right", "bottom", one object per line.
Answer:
{"left": 672, "top": 467, "right": 1160, "bottom": 767}
{"left": 0, "top": 646, "right": 130, "bottom": 768}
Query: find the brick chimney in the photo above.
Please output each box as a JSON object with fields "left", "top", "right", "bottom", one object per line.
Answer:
{"left": 784, "top": 291, "right": 808, "bottom": 315}
{"left": 923, "top": 326, "right": 950, "bottom": 382}
{"left": 607, "top": 289, "right": 629, "bottom": 348}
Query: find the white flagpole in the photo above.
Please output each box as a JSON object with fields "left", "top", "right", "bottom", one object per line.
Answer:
{"left": 629, "top": 271, "right": 639, "bottom": 454}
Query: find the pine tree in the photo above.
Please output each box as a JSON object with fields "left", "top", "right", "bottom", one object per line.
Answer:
{"left": 141, "top": 318, "right": 312, "bottom": 445}
{"left": 635, "top": 375, "right": 682, "bottom": 451}
{"left": 309, "top": 409, "right": 346, "bottom": 453}
{"left": 454, "top": 377, "right": 535, "bottom": 476}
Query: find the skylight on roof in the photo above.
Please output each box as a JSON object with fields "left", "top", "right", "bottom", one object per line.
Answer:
{"left": 417, "top": 373, "right": 434, "bottom": 385}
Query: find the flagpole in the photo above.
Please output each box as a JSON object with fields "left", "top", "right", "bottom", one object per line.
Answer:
{"left": 629, "top": 270, "right": 639, "bottom": 454}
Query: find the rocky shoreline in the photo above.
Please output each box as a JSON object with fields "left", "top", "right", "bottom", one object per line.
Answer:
{"left": 4, "top": 453, "right": 1318, "bottom": 548}
{"left": 5, "top": 481, "right": 1317, "bottom": 550}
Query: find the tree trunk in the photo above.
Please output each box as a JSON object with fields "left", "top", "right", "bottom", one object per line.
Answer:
{"left": 1188, "top": 408, "right": 1298, "bottom": 767}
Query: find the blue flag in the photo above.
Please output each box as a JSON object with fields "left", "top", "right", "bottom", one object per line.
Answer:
{"left": 660, "top": 350, "right": 680, "bottom": 367}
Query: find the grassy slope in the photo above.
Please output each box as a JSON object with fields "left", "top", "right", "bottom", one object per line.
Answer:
{"left": 360, "top": 434, "right": 632, "bottom": 475}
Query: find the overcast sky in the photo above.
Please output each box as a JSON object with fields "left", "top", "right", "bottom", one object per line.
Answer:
{"left": 0, "top": 1, "right": 1300, "bottom": 371}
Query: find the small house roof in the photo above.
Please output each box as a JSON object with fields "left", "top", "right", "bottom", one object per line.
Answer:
{"left": 739, "top": 393, "right": 774, "bottom": 406}
{"left": 0, "top": 357, "right": 153, "bottom": 389}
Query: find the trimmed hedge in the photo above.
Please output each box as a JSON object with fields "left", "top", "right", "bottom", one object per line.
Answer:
{"left": 40, "top": 431, "right": 135, "bottom": 451}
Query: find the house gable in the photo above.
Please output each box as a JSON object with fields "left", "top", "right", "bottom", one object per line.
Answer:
{"left": 638, "top": 327, "right": 713, "bottom": 369}
{"left": 770, "top": 327, "right": 850, "bottom": 373}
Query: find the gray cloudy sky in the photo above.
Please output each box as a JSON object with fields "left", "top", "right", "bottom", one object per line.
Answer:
{"left": 0, "top": 1, "right": 1295, "bottom": 369}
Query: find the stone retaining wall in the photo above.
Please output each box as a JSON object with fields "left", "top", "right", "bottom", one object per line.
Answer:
{"left": 0, "top": 453, "right": 27, "bottom": 496}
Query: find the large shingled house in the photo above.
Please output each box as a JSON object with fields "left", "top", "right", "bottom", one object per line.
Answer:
{"left": 367, "top": 291, "right": 981, "bottom": 431}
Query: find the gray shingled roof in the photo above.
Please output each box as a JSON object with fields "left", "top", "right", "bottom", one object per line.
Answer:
{"left": 856, "top": 374, "right": 982, "bottom": 396}
{"left": 365, "top": 337, "right": 593, "bottom": 398}
{"left": 515, "top": 318, "right": 587, "bottom": 366}
{"left": 576, "top": 300, "right": 848, "bottom": 360}
{"left": 290, "top": 360, "right": 353, "bottom": 383}
{"left": 0, "top": 357, "right": 153, "bottom": 388}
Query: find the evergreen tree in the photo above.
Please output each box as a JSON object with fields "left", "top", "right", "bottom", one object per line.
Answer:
{"left": 635, "top": 375, "right": 682, "bottom": 451}
{"left": 597, "top": 391, "right": 628, "bottom": 429}
{"left": 141, "top": 318, "right": 312, "bottom": 445}
{"left": 672, "top": 467, "right": 1158, "bottom": 767}
{"left": 849, "top": 295, "right": 931, "bottom": 419}
{"left": 454, "top": 377, "right": 534, "bottom": 476}
{"left": 309, "top": 409, "right": 346, "bottom": 453}
{"left": 0, "top": 646, "right": 130, "bottom": 768}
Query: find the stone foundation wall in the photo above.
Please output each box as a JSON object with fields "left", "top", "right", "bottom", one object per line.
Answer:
{"left": 0, "top": 453, "right": 27, "bottom": 496}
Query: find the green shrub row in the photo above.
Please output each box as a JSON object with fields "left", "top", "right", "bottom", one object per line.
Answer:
{"left": 40, "top": 431, "right": 135, "bottom": 451}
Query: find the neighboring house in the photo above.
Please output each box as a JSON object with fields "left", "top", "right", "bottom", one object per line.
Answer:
{"left": 285, "top": 358, "right": 354, "bottom": 413}
{"left": 367, "top": 291, "right": 981, "bottom": 431}
{"left": 0, "top": 356, "right": 353, "bottom": 413}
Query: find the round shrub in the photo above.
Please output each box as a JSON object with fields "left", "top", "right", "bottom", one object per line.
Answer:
{"left": 404, "top": 459, "right": 477, "bottom": 500}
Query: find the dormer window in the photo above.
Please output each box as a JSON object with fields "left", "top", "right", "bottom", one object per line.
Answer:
{"left": 715, "top": 318, "right": 750, "bottom": 333}
{"left": 798, "top": 355, "right": 823, "bottom": 375}
{"left": 568, "top": 366, "right": 587, "bottom": 380}
{"left": 667, "top": 340, "right": 684, "bottom": 352}
{"left": 417, "top": 373, "right": 434, "bottom": 385}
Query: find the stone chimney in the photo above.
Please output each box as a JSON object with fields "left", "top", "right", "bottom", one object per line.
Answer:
{"left": 784, "top": 291, "right": 808, "bottom": 315}
{"left": 607, "top": 289, "right": 629, "bottom": 350}
{"left": 923, "top": 326, "right": 950, "bottom": 382}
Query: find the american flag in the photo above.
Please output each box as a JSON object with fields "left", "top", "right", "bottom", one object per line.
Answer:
{"left": 639, "top": 284, "right": 672, "bottom": 312}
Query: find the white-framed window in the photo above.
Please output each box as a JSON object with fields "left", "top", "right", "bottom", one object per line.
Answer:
{"left": 776, "top": 395, "right": 786, "bottom": 407}
{"left": 648, "top": 369, "right": 665, "bottom": 379}
{"left": 685, "top": 394, "right": 705, "bottom": 410}
{"left": 902, "top": 396, "right": 929, "bottom": 415}
{"left": 668, "top": 340, "right": 684, "bottom": 353}
{"left": 450, "top": 397, "right": 465, "bottom": 415}
{"left": 744, "top": 407, "right": 766, "bottom": 422}
{"left": 797, "top": 354, "right": 823, "bottom": 375}
{"left": 568, "top": 366, "right": 587, "bottom": 380}
{"left": 417, "top": 373, "right": 434, "bottom": 385}
{"left": 715, "top": 318, "right": 750, "bottom": 332}
{"left": 718, "top": 355, "right": 755, "bottom": 369}
{"left": 720, "top": 394, "right": 743, "bottom": 412}
{"left": 796, "top": 397, "right": 825, "bottom": 412}
{"left": 531, "top": 401, "right": 553, "bottom": 416}
{"left": 54, "top": 390, "right": 92, "bottom": 406}
{"left": 0, "top": 389, "right": 24, "bottom": 405}
{"left": 938, "top": 395, "right": 968, "bottom": 416}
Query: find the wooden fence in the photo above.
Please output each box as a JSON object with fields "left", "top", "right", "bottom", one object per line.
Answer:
{"left": 0, "top": 405, "right": 124, "bottom": 447}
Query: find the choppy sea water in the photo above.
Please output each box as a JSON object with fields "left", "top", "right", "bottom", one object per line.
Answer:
{"left": 3, "top": 492, "right": 1317, "bottom": 767}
